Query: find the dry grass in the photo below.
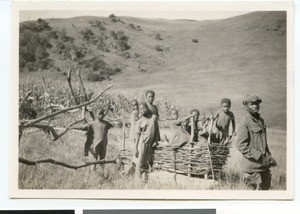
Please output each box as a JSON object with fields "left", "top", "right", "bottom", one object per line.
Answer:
{"left": 19, "top": 127, "right": 286, "bottom": 190}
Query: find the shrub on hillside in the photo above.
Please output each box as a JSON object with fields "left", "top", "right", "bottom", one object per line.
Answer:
{"left": 192, "top": 39, "right": 198, "bottom": 43}
{"left": 19, "top": 25, "right": 53, "bottom": 72}
{"left": 110, "top": 30, "right": 118, "bottom": 40}
{"left": 82, "top": 57, "right": 121, "bottom": 81}
{"left": 116, "top": 31, "right": 129, "bottom": 41}
{"left": 117, "top": 40, "right": 131, "bottom": 51}
{"left": 20, "top": 18, "right": 52, "bottom": 33}
{"left": 58, "top": 28, "right": 74, "bottom": 42}
{"left": 90, "top": 20, "right": 106, "bottom": 31}
{"left": 87, "top": 72, "right": 105, "bottom": 82}
{"left": 47, "top": 30, "right": 59, "bottom": 40}
{"left": 80, "top": 28, "right": 95, "bottom": 42}
{"left": 155, "top": 33, "right": 163, "bottom": 40}
{"left": 128, "top": 23, "right": 135, "bottom": 29}
{"left": 154, "top": 45, "right": 163, "bottom": 52}
{"left": 108, "top": 14, "right": 125, "bottom": 24}
{"left": 97, "top": 42, "right": 110, "bottom": 52}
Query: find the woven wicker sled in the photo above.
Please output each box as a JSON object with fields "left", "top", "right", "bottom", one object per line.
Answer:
{"left": 120, "top": 141, "right": 230, "bottom": 180}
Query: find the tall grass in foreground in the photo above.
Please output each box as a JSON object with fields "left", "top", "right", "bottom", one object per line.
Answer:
{"left": 19, "top": 127, "right": 286, "bottom": 190}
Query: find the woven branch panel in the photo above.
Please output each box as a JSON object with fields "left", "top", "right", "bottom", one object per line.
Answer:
{"left": 120, "top": 142, "right": 230, "bottom": 178}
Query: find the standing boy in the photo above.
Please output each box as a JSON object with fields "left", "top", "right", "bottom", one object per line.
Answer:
{"left": 134, "top": 102, "right": 160, "bottom": 180}
{"left": 211, "top": 98, "right": 236, "bottom": 145}
{"left": 145, "top": 89, "right": 160, "bottom": 145}
{"left": 235, "top": 95, "right": 277, "bottom": 190}
{"left": 82, "top": 104, "right": 113, "bottom": 170}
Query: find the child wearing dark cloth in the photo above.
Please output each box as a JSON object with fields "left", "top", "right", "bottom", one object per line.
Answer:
{"left": 145, "top": 90, "right": 160, "bottom": 146}
{"left": 134, "top": 102, "right": 160, "bottom": 180}
{"left": 168, "top": 109, "right": 193, "bottom": 149}
{"left": 210, "top": 98, "right": 236, "bottom": 145}
{"left": 145, "top": 90, "right": 159, "bottom": 118}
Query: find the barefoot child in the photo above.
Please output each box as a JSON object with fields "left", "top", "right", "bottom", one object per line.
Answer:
{"left": 81, "top": 104, "right": 113, "bottom": 170}
{"left": 169, "top": 109, "right": 192, "bottom": 149}
{"left": 134, "top": 102, "right": 160, "bottom": 180}
{"left": 210, "top": 98, "right": 236, "bottom": 145}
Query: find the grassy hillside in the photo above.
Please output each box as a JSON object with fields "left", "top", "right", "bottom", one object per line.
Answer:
{"left": 19, "top": 11, "right": 287, "bottom": 128}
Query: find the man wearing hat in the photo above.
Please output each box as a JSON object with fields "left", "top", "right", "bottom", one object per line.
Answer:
{"left": 235, "top": 95, "right": 277, "bottom": 190}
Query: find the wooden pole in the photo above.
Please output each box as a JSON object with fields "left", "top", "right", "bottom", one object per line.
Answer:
{"left": 188, "top": 117, "right": 194, "bottom": 177}
{"left": 122, "top": 121, "right": 126, "bottom": 149}
{"left": 207, "top": 119, "right": 215, "bottom": 180}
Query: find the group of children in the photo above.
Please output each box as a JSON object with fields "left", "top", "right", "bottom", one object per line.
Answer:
{"left": 81, "top": 89, "right": 236, "bottom": 180}
{"left": 81, "top": 90, "right": 277, "bottom": 190}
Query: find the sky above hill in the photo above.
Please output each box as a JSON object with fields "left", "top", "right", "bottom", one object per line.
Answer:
{"left": 20, "top": 10, "right": 249, "bottom": 22}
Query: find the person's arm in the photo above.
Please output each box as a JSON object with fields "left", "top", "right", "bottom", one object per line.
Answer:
{"left": 231, "top": 112, "right": 236, "bottom": 135}
{"left": 103, "top": 100, "right": 111, "bottom": 118}
{"left": 236, "top": 122, "right": 262, "bottom": 161}
{"left": 180, "top": 114, "right": 193, "bottom": 123}
{"left": 210, "top": 111, "right": 220, "bottom": 121}
{"left": 72, "top": 122, "right": 89, "bottom": 131}
{"left": 133, "top": 120, "right": 142, "bottom": 157}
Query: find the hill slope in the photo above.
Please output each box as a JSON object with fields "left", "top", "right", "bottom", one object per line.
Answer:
{"left": 19, "top": 12, "right": 287, "bottom": 127}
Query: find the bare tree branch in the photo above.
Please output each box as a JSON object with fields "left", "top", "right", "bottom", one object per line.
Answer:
{"left": 76, "top": 68, "right": 88, "bottom": 101}
{"left": 53, "top": 118, "right": 85, "bottom": 140}
{"left": 76, "top": 68, "right": 95, "bottom": 120}
{"left": 22, "top": 85, "right": 113, "bottom": 127}
{"left": 19, "top": 157, "right": 117, "bottom": 170}
{"left": 67, "top": 68, "right": 79, "bottom": 105}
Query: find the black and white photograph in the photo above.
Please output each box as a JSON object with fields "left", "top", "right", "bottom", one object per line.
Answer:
{"left": 11, "top": 1, "right": 293, "bottom": 199}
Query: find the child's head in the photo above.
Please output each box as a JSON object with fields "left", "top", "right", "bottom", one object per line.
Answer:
{"left": 190, "top": 109, "right": 200, "bottom": 122}
{"left": 221, "top": 98, "right": 231, "bottom": 113}
{"left": 131, "top": 99, "right": 139, "bottom": 111}
{"left": 139, "top": 102, "right": 150, "bottom": 116}
{"left": 145, "top": 90, "right": 155, "bottom": 104}
{"left": 170, "top": 109, "right": 179, "bottom": 120}
{"left": 94, "top": 106, "right": 105, "bottom": 120}
{"left": 182, "top": 118, "right": 189, "bottom": 127}
{"left": 242, "top": 95, "right": 262, "bottom": 114}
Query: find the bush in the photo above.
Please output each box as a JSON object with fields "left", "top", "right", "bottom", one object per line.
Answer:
{"left": 118, "top": 40, "right": 131, "bottom": 51}
{"left": 87, "top": 72, "right": 105, "bottom": 82}
{"left": 116, "top": 31, "right": 128, "bottom": 41}
{"left": 83, "top": 57, "right": 121, "bottom": 82}
{"left": 108, "top": 14, "right": 124, "bottom": 23}
{"left": 154, "top": 45, "right": 163, "bottom": 52}
{"left": 155, "top": 33, "right": 163, "bottom": 40}
{"left": 128, "top": 23, "right": 135, "bottom": 29}
{"left": 19, "top": 25, "right": 53, "bottom": 72}
{"left": 110, "top": 30, "right": 118, "bottom": 40}
{"left": 97, "top": 42, "right": 110, "bottom": 52}
{"left": 80, "top": 28, "right": 95, "bottom": 41}
{"left": 192, "top": 39, "right": 198, "bottom": 43}
{"left": 47, "top": 30, "right": 59, "bottom": 40}
{"left": 20, "top": 18, "right": 51, "bottom": 33}
{"left": 58, "top": 28, "right": 74, "bottom": 42}
{"left": 91, "top": 20, "right": 106, "bottom": 31}
{"left": 109, "top": 14, "right": 118, "bottom": 22}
